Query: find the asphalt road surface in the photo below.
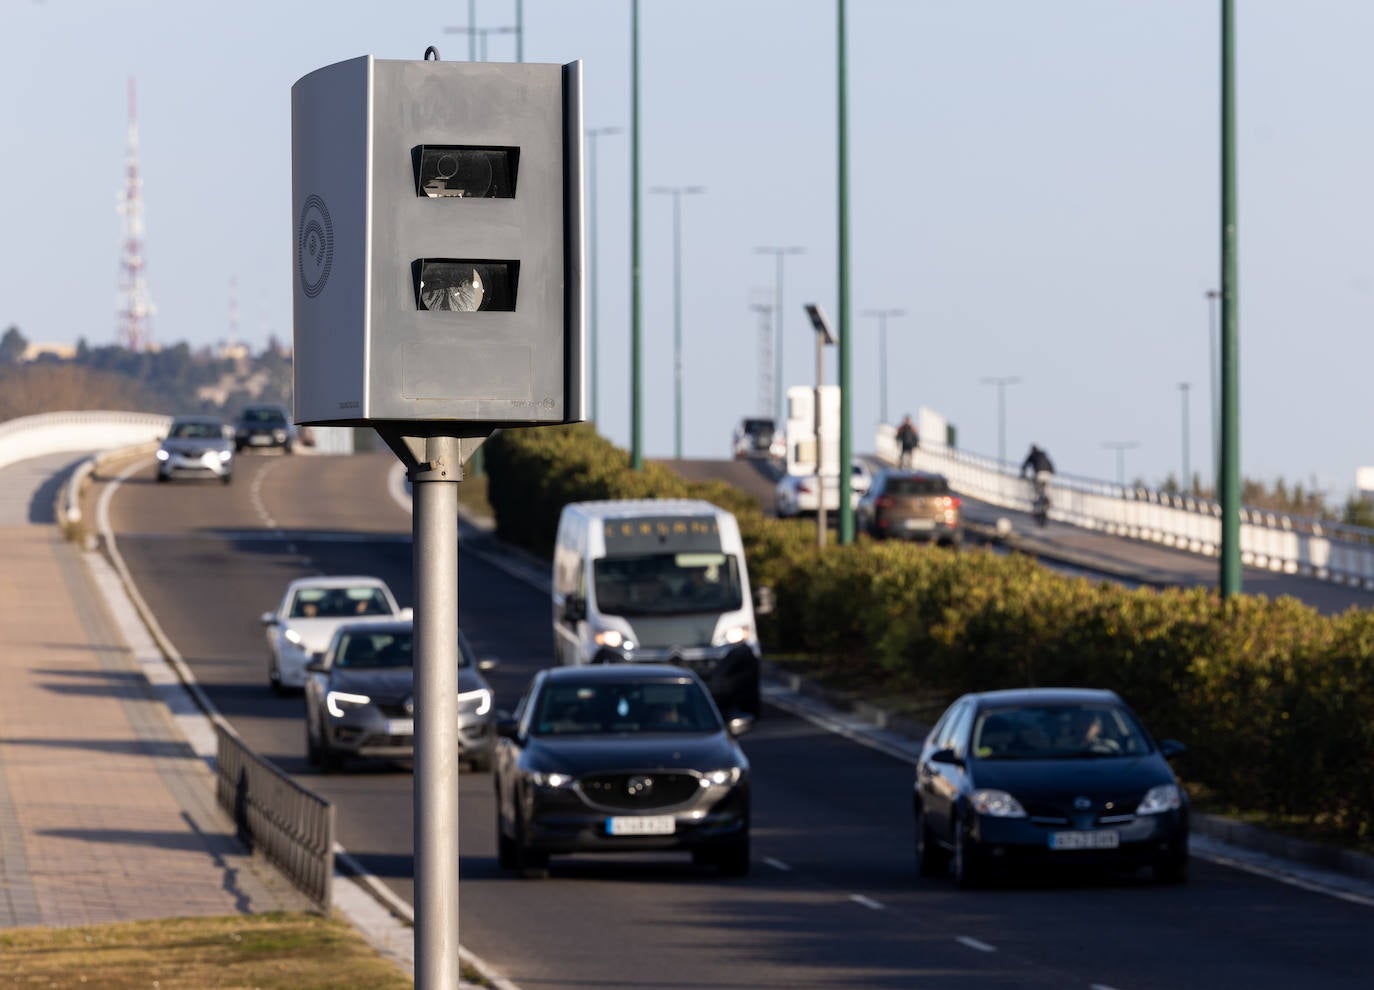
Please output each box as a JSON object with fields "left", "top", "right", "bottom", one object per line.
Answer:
{"left": 95, "top": 450, "right": 1374, "bottom": 990}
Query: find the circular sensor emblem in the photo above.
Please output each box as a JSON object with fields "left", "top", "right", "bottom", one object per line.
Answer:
{"left": 297, "top": 194, "right": 334, "bottom": 298}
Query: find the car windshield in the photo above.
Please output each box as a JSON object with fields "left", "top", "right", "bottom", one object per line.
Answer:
{"left": 971, "top": 704, "right": 1151, "bottom": 759}
{"left": 169, "top": 421, "right": 222, "bottom": 440}
{"left": 291, "top": 586, "right": 391, "bottom": 619}
{"left": 242, "top": 409, "right": 286, "bottom": 426}
{"left": 593, "top": 552, "right": 743, "bottom": 616}
{"left": 741, "top": 419, "right": 774, "bottom": 445}
{"left": 887, "top": 476, "right": 947, "bottom": 496}
{"left": 331, "top": 629, "right": 474, "bottom": 669}
{"left": 531, "top": 680, "right": 720, "bottom": 736}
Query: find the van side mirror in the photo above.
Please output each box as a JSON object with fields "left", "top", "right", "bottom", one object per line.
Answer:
{"left": 563, "top": 595, "right": 586, "bottom": 623}
{"left": 260, "top": 611, "right": 278, "bottom": 626}
{"left": 495, "top": 714, "right": 521, "bottom": 740}
{"left": 929, "top": 747, "right": 961, "bottom": 766}
{"left": 752, "top": 586, "right": 775, "bottom": 617}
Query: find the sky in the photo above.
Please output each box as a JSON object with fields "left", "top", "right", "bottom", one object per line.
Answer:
{"left": 3, "top": 1, "right": 1374, "bottom": 499}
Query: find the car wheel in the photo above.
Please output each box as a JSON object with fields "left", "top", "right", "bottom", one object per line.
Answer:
{"left": 269, "top": 658, "right": 284, "bottom": 696}
{"left": 496, "top": 796, "right": 517, "bottom": 870}
{"left": 713, "top": 834, "right": 751, "bottom": 877}
{"left": 305, "top": 712, "right": 321, "bottom": 767}
{"left": 914, "top": 804, "right": 951, "bottom": 878}
{"left": 318, "top": 721, "right": 344, "bottom": 774}
{"left": 284, "top": 441, "right": 295, "bottom": 455}
{"left": 155, "top": 472, "right": 168, "bottom": 483}
{"left": 953, "top": 814, "right": 986, "bottom": 889}
{"left": 467, "top": 752, "right": 493, "bottom": 773}
{"left": 1153, "top": 854, "right": 1189, "bottom": 885}
{"left": 514, "top": 803, "right": 548, "bottom": 877}
{"left": 221, "top": 473, "right": 233, "bottom": 485}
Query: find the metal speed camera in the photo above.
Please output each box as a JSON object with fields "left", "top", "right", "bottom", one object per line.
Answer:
{"left": 291, "top": 54, "right": 585, "bottom": 428}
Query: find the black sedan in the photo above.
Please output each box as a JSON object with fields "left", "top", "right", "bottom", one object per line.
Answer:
{"left": 494, "top": 665, "right": 752, "bottom": 877}
{"left": 913, "top": 688, "right": 1189, "bottom": 887}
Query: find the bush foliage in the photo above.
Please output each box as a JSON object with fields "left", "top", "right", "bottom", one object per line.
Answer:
{"left": 486, "top": 426, "right": 1374, "bottom": 842}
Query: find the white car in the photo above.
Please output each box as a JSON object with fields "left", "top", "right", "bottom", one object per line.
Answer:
{"left": 774, "top": 461, "right": 873, "bottom": 518}
{"left": 261, "top": 576, "right": 407, "bottom": 693}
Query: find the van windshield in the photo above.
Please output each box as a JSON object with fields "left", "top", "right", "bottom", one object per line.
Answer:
{"left": 593, "top": 552, "right": 743, "bottom": 616}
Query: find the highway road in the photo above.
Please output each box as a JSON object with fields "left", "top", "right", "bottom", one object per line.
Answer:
{"left": 93, "top": 450, "right": 1374, "bottom": 989}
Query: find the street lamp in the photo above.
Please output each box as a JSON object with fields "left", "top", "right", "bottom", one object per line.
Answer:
{"left": 443, "top": 23, "right": 518, "bottom": 62}
{"left": 1205, "top": 288, "right": 1220, "bottom": 489}
{"left": 650, "top": 185, "right": 705, "bottom": 459}
{"left": 979, "top": 376, "right": 1021, "bottom": 470}
{"left": 805, "top": 303, "right": 837, "bottom": 549}
{"left": 585, "top": 126, "right": 623, "bottom": 425}
{"left": 836, "top": 0, "right": 854, "bottom": 545}
{"left": 1103, "top": 440, "right": 1140, "bottom": 488}
{"left": 1178, "top": 382, "right": 1191, "bottom": 492}
{"left": 755, "top": 246, "right": 805, "bottom": 424}
{"left": 861, "top": 308, "right": 904, "bottom": 427}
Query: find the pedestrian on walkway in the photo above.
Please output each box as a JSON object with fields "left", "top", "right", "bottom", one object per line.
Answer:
{"left": 897, "top": 415, "right": 919, "bottom": 468}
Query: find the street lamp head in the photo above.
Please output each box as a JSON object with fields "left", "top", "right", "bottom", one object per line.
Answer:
{"left": 587, "top": 125, "right": 623, "bottom": 137}
{"left": 862, "top": 308, "right": 906, "bottom": 319}
{"left": 803, "top": 303, "right": 836, "bottom": 345}
{"left": 755, "top": 245, "right": 806, "bottom": 256}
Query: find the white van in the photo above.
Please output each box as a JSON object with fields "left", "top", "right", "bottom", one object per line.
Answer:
{"left": 552, "top": 499, "right": 765, "bottom": 716}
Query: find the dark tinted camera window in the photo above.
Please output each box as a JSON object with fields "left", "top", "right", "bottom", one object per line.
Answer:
{"left": 888, "top": 477, "right": 948, "bottom": 496}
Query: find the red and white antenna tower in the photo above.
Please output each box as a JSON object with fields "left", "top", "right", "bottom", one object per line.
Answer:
{"left": 116, "top": 77, "right": 155, "bottom": 351}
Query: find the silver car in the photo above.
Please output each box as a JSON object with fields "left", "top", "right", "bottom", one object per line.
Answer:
{"left": 156, "top": 415, "right": 234, "bottom": 484}
{"left": 261, "top": 576, "right": 405, "bottom": 693}
{"left": 304, "top": 619, "right": 497, "bottom": 772}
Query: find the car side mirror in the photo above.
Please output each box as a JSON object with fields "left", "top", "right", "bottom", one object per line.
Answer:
{"left": 306, "top": 660, "right": 327, "bottom": 674}
{"left": 929, "top": 747, "right": 961, "bottom": 766}
{"left": 1158, "top": 739, "right": 1186, "bottom": 759}
{"left": 397, "top": 606, "right": 414, "bottom": 619}
{"left": 726, "top": 714, "right": 755, "bottom": 737}
{"left": 751, "top": 586, "right": 775, "bottom": 617}
{"left": 563, "top": 595, "right": 586, "bottom": 623}
{"left": 495, "top": 714, "right": 521, "bottom": 740}
{"left": 478, "top": 658, "right": 499, "bottom": 672}
{"left": 260, "top": 612, "right": 278, "bottom": 626}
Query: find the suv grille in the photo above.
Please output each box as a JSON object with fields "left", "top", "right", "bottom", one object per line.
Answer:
{"left": 580, "top": 772, "right": 700, "bottom": 810}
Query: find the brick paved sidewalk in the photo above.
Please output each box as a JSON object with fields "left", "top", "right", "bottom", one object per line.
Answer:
{"left": 0, "top": 522, "right": 302, "bottom": 927}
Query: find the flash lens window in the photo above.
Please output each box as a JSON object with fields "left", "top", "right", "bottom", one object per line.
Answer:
{"left": 416, "top": 146, "right": 518, "bottom": 199}
{"left": 415, "top": 260, "right": 520, "bottom": 312}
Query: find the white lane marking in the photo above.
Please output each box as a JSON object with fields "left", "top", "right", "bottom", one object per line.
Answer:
{"left": 849, "top": 894, "right": 884, "bottom": 911}
{"left": 764, "top": 858, "right": 792, "bottom": 872}
{"left": 956, "top": 936, "right": 997, "bottom": 953}
{"left": 1091, "top": 984, "right": 1124, "bottom": 990}
{"left": 1191, "top": 847, "right": 1374, "bottom": 910}
{"left": 249, "top": 458, "right": 281, "bottom": 530}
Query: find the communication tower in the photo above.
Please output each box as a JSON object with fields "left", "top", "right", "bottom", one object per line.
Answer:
{"left": 116, "top": 77, "right": 155, "bottom": 351}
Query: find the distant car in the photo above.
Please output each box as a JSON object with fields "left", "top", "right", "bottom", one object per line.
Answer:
{"left": 857, "top": 469, "right": 962, "bottom": 546}
{"left": 156, "top": 415, "right": 234, "bottom": 484}
{"left": 235, "top": 403, "right": 296, "bottom": 453}
{"left": 732, "top": 417, "right": 785, "bottom": 461}
{"left": 913, "top": 688, "right": 1190, "bottom": 888}
{"left": 774, "top": 461, "right": 872, "bottom": 518}
{"left": 304, "top": 618, "right": 496, "bottom": 772}
{"left": 494, "top": 664, "right": 753, "bottom": 876}
{"left": 260, "top": 576, "right": 405, "bottom": 693}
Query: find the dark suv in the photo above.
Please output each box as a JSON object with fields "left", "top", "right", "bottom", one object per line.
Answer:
{"left": 234, "top": 404, "right": 295, "bottom": 453}
{"left": 856, "top": 470, "right": 962, "bottom": 546}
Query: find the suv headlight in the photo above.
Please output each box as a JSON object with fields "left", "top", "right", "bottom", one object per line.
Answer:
{"left": 531, "top": 771, "right": 573, "bottom": 789}
{"left": 326, "top": 691, "right": 371, "bottom": 717}
{"left": 699, "top": 767, "right": 742, "bottom": 787}
{"left": 970, "top": 789, "right": 1027, "bottom": 818}
{"left": 458, "top": 688, "right": 492, "bottom": 717}
{"left": 156, "top": 449, "right": 170, "bottom": 461}
{"left": 218, "top": 449, "right": 233, "bottom": 462}
{"left": 283, "top": 628, "right": 303, "bottom": 646}
{"left": 1136, "top": 784, "right": 1182, "bottom": 815}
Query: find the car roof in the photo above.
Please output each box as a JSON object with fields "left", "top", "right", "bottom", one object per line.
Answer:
{"left": 541, "top": 664, "right": 699, "bottom": 684}
{"left": 170, "top": 414, "right": 226, "bottom": 426}
{"left": 968, "top": 687, "right": 1124, "bottom": 708}
{"left": 566, "top": 499, "right": 726, "bottom": 519}
{"left": 877, "top": 468, "right": 947, "bottom": 481}
{"left": 287, "top": 575, "right": 390, "bottom": 591}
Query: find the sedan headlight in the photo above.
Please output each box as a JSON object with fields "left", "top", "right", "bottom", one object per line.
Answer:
{"left": 699, "top": 767, "right": 743, "bottom": 787}
{"left": 218, "top": 449, "right": 233, "bottom": 462}
{"left": 326, "top": 690, "right": 372, "bottom": 717}
{"left": 970, "top": 789, "right": 1028, "bottom": 818}
{"left": 1136, "top": 784, "right": 1182, "bottom": 815}
{"left": 457, "top": 688, "right": 492, "bottom": 717}
{"left": 531, "top": 771, "right": 573, "bottom": 789}
{"left": 283, "top": 628, "right": 303, "bottom": 646}
{"left": 156, "top": 449, "right": 170, "bottom": 461}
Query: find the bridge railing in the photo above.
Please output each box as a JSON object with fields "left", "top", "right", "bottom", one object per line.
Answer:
{"left": 874, "top": 425, "right": 1374, "bottom": 589}
{"left": 0, "top": 411, "right": 171, "bottom": 471}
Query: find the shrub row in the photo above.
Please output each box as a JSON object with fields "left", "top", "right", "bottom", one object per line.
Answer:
{"left": 485, "top": 426, "right": 1374, "bottom": 842}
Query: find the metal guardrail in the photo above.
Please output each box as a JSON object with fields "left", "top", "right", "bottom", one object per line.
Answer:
{"left": 215, "top": 721, "right": 334, "bottom": 910}
{"left": 874, "top": 424, "right": 1374, "bottom": 589}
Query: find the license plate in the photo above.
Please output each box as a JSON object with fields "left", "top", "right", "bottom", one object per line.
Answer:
{"left": 904, "top": 518, "right": 936, "bottom": 530}
{"left": 385, "top": 718, "right": 414, "bottom": 735}
{"left": 606, "top": 815, "right": 676, "bottom": 836}
{"left": 250, "top": 435, "right": 273, "bottom": 445}
{"left": 1050, "top": 830, "right": 1120, "bottom": 851}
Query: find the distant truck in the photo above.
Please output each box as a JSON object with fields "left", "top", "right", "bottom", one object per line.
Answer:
{"left": 732, "top": 417, "right": 784, "bottom": 461}
{"left": 552, "top": 499, "right": 765, "bottom": 717}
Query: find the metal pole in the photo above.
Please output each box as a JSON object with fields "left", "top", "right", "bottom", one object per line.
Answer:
{"left": 1179, "top": 382, "right": 1191, "bottom": 491}
{"left": 1220, "top": 0, "right": 1241, "bottom": 597}
{"left": 836, "top": 0, "right": 854, "bottom": 544}
{"left": 516, "top": 0, "right": 524, "bottom": 62}
{"left": 413, "top": 436, "right": 461, "bottom": 990}
{"left": 672, "top": 190, "right": 683, "bottom": 459}
{"left": 586, "top": 127, "right": 623, "bottom": 425}
{"left": 468, "top": 0, "right": 476, "bottom": 61}
{"left": 815, "top": 334, "right": 826, "bottom": 548}
{"left": 1103, "top": 441, "right": 1139, "bottom": 488}
{"left": 754, "top": 247, "right": 805, "bottom": 425}
{"left": 863, "top": 308, "right": 904, "bottom": 427}
{"left": 1206, "top": 288, "right": 1220, "bottom": 491}
{"left": 630, "top": 0, "right": 643, "bottom": 469}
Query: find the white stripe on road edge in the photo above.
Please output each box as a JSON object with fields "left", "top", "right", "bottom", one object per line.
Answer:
{"left": 849, "top": 894, "right": 884, "bottom": 910}
{"left": 956, "top": 936, "right": 997, "bottom": 953}
{"left": 1090, "top": 984, "right": 1124, "bottom": 990}
{"left": 1190, "top": 843, "right": 1374, "bottom": 910}
{"left": 764, "top": 858, "right": 792, "bottom": 872}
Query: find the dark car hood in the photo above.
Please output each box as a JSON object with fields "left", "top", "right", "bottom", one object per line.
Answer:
{"left": 970, "top": 754, "right": 1176, "bottom": 799}
{"left": 525, "top": 732, "right": 743, "bottom": 775}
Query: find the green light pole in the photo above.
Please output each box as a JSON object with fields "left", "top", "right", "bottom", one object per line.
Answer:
{"left": 862, "top": 308, "right": 904, "bottom": 427}
{"left": 650, "top": 185, "right": 706, "bottom": 459}
{"left": 586, "top": 126, "right": 623, "bottom": 426}
{"left": 755, "top": 246, "right": 806, "bottom": 424}
{"left": 836, "top": 0, "right": 854, "bottom": 543}
{"left": 630, "top": 0, "right": 643, "bottom": 469}
{"left": 1219, "top": 0, "right": 1241, "bottom": 596}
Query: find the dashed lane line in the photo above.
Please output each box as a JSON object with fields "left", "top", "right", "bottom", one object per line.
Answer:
{"left": 956, "top": 936, "right": 997, "bottom": 953}
{"left": 849, "top": 894, "right": 884, "bottom": 911}
{"left": 764, "top": 858, "right": 792, "bottom": 872}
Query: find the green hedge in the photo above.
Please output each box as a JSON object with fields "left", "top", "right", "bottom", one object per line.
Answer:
{"left": 486, "top": 426, "right": 1374, "bottom": 842}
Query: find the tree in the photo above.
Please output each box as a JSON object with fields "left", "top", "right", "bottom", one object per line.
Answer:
{"left": 0, "top": 325, "right": 27, "bottom": 364}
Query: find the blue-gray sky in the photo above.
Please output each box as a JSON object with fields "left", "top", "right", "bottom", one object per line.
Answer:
{"left": 3, "top": 1, "right": 1373, "bottom": 497}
